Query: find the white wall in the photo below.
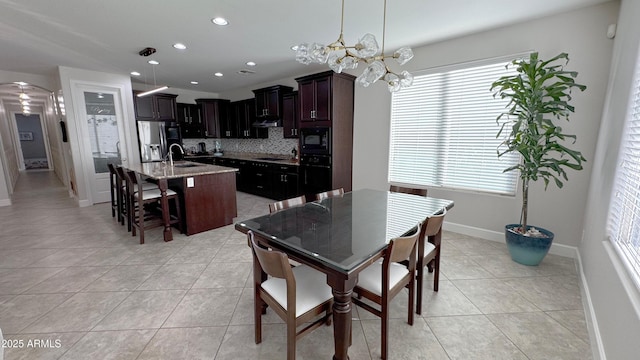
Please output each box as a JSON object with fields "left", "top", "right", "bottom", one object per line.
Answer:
{"left": 0, "top": 99, "right": 13, "bottom": 205}
{"left": 352, "top": 2, "right": 619, "bottom": 252}
{"left": 580, "top": 0, "right": 640, "bottom": 358}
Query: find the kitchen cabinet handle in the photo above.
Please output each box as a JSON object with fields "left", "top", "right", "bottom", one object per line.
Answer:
{"left": 284, "top": 175, "right": 288, "bottom": 182}
{"left": 256, "top": 173, "right": 263, "bottom": 177}
{"left": 291, "top": 129, "right": 294, "bottom": 136}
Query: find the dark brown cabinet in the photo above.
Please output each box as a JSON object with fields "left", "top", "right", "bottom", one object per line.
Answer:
{"left": 133, "top": 92, "right": 177, "bottom": 121}
{"left": 232, "top": 98, "right": 267, "bottom": 139}
{"left": 247, "top": 162, "right": 272, "bottom": 198}
{"left": 196, "top": 99, "right": 230, "bottom": 138}
{"left": 177, "top": 103, "right": 203, "bottom": 138}
{"left": 272, "top": 163, "right": 300, "bottom": 200}
{"left": 252, "top": 85, "right": 293, "bottom": 120}
{"left": 298, "top": 74, "right": 331, "bottom": 126}
{"left": 295, "top": 71, "right": 355, "bottom": 195}
{"left": 190, "top": 156, "right": 301, "bottom": 200}
{"left": 282, "top": 92, "right": 299, "bottom": 138}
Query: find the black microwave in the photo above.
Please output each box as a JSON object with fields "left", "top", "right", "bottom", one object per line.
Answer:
{"left": 300, "top": 127, "right": 331, "bottom": 155}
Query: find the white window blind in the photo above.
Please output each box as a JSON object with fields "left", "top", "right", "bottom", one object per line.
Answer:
{"left": 608, "top": 50, "right": 640, "bottom": 288}
{"left": 389, "top": 58, "right": 521, "bottom": 195}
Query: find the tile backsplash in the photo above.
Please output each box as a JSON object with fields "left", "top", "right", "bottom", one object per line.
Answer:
{"left": 182, "top": 127, "right": 298, "bottom": 155}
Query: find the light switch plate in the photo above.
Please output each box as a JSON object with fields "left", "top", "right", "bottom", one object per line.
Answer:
{"left": 187, "top": 177, "right": 194, "bottom": 188}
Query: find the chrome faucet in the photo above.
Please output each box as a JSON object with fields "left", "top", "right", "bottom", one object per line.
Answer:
{"left": 168, "top": 143, "right": 184, "bottom": 167}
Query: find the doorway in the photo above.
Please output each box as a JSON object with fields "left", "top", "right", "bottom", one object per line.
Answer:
{"left": 14, "top": 113, "right": 50, "bottom": 170}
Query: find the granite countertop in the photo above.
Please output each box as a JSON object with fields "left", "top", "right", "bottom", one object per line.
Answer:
{"left": 185, "top": 152, "right": 299, "bottom": 166}
{"left": 133, "top": 161, "right": 238, "bottom": 180}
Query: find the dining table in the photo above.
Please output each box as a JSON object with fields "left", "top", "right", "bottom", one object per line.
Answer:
{"left": 235, "top": 188, "right": 454, "bottom": 360}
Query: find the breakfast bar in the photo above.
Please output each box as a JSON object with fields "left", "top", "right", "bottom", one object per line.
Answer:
{"left": 132, "top": 161, "right": 238, "bottom": 240}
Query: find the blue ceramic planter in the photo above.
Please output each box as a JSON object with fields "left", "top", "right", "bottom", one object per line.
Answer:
{"left": 505, "top": 224, "right": 554, "bottom": 266}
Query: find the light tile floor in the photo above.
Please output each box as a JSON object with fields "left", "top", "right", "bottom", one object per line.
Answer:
{"left": 0, "top": 171, "right": 593, "bottom": 359}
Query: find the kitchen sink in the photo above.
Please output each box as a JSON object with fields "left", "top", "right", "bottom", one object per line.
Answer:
{"left": 173, "top": 162, "right": 201, "bottom": 168}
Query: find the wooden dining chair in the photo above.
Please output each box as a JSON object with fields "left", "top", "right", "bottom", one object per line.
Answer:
{"left": 125, "top": 169, "right": 182, "bottom": 244}
{"left": 415, "top": 209, "right": 446, "bottom": 315}
{"left": 248, "top": 231, "right": 333, "bottom": 360}
{"left": 114, "top": 165, "right": 130, "bottom": 228}
{"left": 351, "top": 223, "right": 421, "bottom": 360}
{"left": 269, "top": 195, "right": 306, "bottom": 213}
{"left": 315, "top": 188, "right": 344, "bottom": 201}
{"left": 389, "top": 185, "right": 428, "bottom": 197}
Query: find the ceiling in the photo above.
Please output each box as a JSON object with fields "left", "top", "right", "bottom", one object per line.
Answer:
{"left": 0, "top": 0, "right": 611, "bottom": 103}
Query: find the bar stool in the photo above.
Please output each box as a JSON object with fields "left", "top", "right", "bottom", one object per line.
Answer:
{"left": 107, "top": 163, "right": 119, "bottom": 220}
{"left": 124, "top": 169, "right": 182, "bottom": 244}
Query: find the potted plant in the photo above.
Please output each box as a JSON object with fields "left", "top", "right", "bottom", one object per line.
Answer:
{"left": 490, "top": 52, "right": 586, "bottom": 266}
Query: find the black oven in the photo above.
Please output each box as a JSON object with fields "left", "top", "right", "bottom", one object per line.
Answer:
{"left": 300, "top": 127, "right": 331, "bottom": 155}
{"left": 300, "top": 155, "right": 332, "bottom": 197}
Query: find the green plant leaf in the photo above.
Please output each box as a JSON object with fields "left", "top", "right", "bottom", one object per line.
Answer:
{"left": 493, "top": 51, "right": 586, "bottom": 227}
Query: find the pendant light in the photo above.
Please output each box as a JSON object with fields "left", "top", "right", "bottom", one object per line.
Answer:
{"left": 137, "top": 47, "right": 169, "bottom": 97}
{"left": 295, "top": 0, "right": 414, "bottom": 92}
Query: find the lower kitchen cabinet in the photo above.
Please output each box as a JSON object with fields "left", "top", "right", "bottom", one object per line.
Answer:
{"left": 272, "top": 164, "right": 299, "bottom": 200}
{"left": 188, "top": 156, "right": 300, "bottom": 200}
{"left": 246, "top": 162, "right": 272, "bottom": 198}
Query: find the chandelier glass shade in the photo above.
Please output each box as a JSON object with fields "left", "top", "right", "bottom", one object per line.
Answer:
{"left": 295, "top": 0, "right": 414, "bottom": 92}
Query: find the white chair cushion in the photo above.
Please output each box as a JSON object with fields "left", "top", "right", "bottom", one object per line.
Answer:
{"left": 134, "top": 188, "right": 177, "bottom": 201}
{"left": 261, "top": 264, "right": 333, "bottom": 317}
{"left": 424, "top": 242, "right": 436, "bottom": 257}
{"left": 142, "top": 182, "right": 159, "bottom": 190}
{"left": 356, "top": 262, "right": 409, "bottom": 296}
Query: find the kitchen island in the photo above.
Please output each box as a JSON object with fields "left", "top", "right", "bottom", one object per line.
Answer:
{"left": 132, "top": 161, "right": 238, "bottom": 240}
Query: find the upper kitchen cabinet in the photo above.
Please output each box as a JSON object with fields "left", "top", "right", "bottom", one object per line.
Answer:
{"left": 296, "top": 71, "right": 354, "bottom": 127}
{"left": 196, "top": 98, "right": 230, "bottom": 138}
{"left": 252, "top": 85, "right": 293, "bottom": 120}
{"left": 133, "top": 92, "right": 177, "bottom": 121}
{"left": 177, "top": 103, "right": 203, "bottom": 138}
{"left": 282, "top": 91, "right": 299, "bottom": 138}
{"left": 233, "top": 98, "right": 267, "bottom": 139}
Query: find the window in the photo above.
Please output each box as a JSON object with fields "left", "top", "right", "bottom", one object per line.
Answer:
{"left": 608, "top": 50, "right": 640, "bottom": 288}
{"left": 388, "top": 57, "right": 522, "bottom": 195}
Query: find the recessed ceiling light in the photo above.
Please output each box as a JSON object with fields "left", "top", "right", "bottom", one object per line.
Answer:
{"left": 131, "top": 71, "right": 141, "bottom": 76}
{"left": 148, "top": 60, "right": 159, "bottom": 65}
{"left": 211, "top": 17, "right": 228, "bottom": 26}
{"left": 246, "top": 61, "right": 256, "bottom": 67}
{"left": 214, "top": 72, "right": 223, "bottom": 77}
{"left": 173, "top": 43, "right": 187, "bottom": 50}
{"left": 191, "top": 81, "right": 199, "bottom": 85}
{"left": 291, "top": 45, "right": 299, "bottom": 51}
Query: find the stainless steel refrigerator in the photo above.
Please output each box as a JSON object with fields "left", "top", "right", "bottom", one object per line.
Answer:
{"left": 136, "top": 121, "right": 181, "bottom": 163}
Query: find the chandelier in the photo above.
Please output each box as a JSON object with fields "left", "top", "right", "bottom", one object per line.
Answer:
{"left": 295, "top": 0, "right": 414, "bottom": 92}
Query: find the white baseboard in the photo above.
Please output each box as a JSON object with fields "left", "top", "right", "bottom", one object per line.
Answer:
{"left": 0, "top": 198, "right": 11, "bottom": 207}
{"left": 443, "top": 221, "right": 578, "bottom": 259}
{"left": 577, "top": 251, "right": 606, "bottom": 360}
{"left": 78, "top": 199, "right": 91, "bottom": 207}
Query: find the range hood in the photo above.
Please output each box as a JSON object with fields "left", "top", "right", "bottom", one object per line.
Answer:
{"left": 252, "top": 119, "right": 281, "bottom": 128}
